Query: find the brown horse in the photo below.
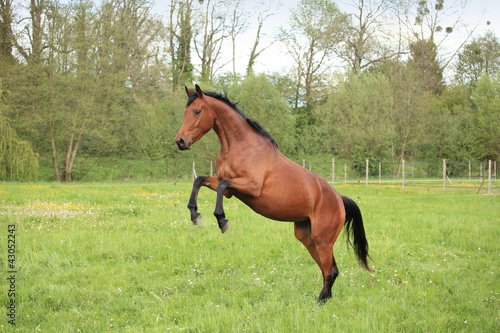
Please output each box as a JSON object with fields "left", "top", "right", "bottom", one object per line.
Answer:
{"left": 175, "top": 85, "right": 372, "bottom": 302}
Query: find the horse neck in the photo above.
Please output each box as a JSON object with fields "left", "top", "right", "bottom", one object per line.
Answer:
{"left": 209, "top": 99, "right": 251, "bottom": 153}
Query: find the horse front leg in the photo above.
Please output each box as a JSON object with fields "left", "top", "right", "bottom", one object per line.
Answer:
{"left": 188, "top": 176, "right": 219, "bottom": 225}
{"left": 213, "top": 177, "right": 262, "bottom": 233}
{"left": 214, "top": 179, "right": 231, "bottom": 233}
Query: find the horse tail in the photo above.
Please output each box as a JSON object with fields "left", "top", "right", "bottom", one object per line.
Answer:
{"left": 342, "top": 196, "right": 373, "bottom": 272}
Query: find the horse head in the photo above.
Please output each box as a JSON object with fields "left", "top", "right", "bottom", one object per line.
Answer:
{"left": 175, "top": 85, "right": 215, "bottom": 150}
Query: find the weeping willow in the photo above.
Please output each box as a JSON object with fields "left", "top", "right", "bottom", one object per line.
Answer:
{"left": 0, "top": 118, "right": 39, "bottom": 180}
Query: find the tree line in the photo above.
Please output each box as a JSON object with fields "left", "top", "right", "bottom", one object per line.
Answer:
{"left": 0, "top": 0, "right": 499, "bottom": 181}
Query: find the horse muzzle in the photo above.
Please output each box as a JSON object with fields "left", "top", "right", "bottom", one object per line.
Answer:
{"left": 175, "top": 136, "right": 192, "bottom": 150}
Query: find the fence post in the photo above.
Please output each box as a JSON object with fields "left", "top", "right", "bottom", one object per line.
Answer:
{"left": 366, "top": 159, "right": 369, "bottom": 187}
{"left": 402, "top": 159, "right": 405, "bottom": 190}
{"left": 469, "top": 161, "right": 471, "bottom": 183}
{"left": 193, "top": 161, "right": 197, "bottom": 180}
{"left": 488, "top": 160, "right": 492, "bottom": 195}
{"left": 443, "top": 159, "right": 446, "bottom": 191}
{"left": 412, "top": 162, "right": 414, "bottom": 185}
{"left": 309, "top": 162, "right": 312, "bottom": 171}
{"left": 332, "top": 157, "right": 335, "bottom": 187}
{"left": 345, "top": 163, "right": 347, "bottom": 184}
{"left": 303, "top": 159, "right": 305, "bottom": 169}
{"left": 210, "top": 161, "right": 213, "bottom": 177}
{"left": 379, "top": 162, "right": 381, "bottom": 185}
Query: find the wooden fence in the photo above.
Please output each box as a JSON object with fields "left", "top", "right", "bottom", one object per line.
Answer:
{"left": 192, "top": 159, "right": 498, "bottom": 195}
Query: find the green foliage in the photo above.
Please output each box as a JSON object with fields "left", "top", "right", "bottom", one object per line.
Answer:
{"left": 472, "top": 73, "right": 500, "bottom": 159}
{"left": 409, "top": 38, "right": 444, "bottom": 94}
{"left": 455, "top": 32, "right": 500, "bottom": 88}
{"left": 223, "top": 74, "right": 296, "bottom": 155}
{"left": 376, "top": 60, "right": 435, "bottom": 162}
{"left": 455, "top": 42, "right": 486, "bottom": 88}
{"left": 171, "top": 0, "right": 195, "bottom": 86}
{"left": 0, "top": 117, "right": 39, "bottom": 180}
{"left": 279, "top": 0, "right": 348, "bottom": 110}
{"left": 0, "top": 0, "right": 498, "bottom": 183}
{"left": 316, "top": 71, "right": 395, "bottom": 162}
{"left": 162, "top": 86, "right": 220, "bottom": 177}
{"left": 419, "top": 85, "right": 484, "bottom": 161}
{"left": 0, "top": 81, "right": 39, "bottom": 180}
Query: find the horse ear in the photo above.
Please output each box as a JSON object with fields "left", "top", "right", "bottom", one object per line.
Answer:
{"left": 195, "top": 84, "right": 204, "bottom": 98}
{"left": 185, "top": 86, "right": 193, "bottom": 97}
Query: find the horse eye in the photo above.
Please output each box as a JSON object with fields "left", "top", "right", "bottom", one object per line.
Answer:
{"left": 194, "top": 110, "right": 201, "bottom": 115}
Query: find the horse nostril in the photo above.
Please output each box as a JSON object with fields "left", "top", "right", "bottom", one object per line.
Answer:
{"left": 175, "top": 138, "right": 191, "bottom": 150}
{"left": 176, "top": 138, "right": 186, "bottom": 150}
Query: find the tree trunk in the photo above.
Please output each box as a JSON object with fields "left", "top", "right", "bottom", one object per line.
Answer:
{"left": 0, "top": 0, "right": 14, "bottom": 62}
{"left": 50, "top": 122, "right": 60, "bottom": 181}
{"left": 396, "top": 130, "right": 409, "bottom": 177}
{"left": 30, "top": 0, "right": 44, "bottom": 65}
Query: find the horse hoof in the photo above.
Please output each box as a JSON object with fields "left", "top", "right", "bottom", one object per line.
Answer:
{"left": 220, "top": 221, "right": 230, "bottom": 233}
{"left": 317, "top": 291, "right": 332, "bottom": 304}
{"left": 192, "top": 214, "right": 203, "bottom": 225}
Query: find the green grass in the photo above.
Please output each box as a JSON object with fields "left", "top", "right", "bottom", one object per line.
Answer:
{"left": 0, "top": 182, "right": 498, "bottom": 332}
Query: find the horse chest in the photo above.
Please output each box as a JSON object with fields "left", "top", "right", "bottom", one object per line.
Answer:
{"left": 217, "top": 162, "right": 238, "bottom": 180}
{"left": 216, "top": 151, "right": 241, "bottom": 179}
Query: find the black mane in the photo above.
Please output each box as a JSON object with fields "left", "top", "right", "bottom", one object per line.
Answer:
{"left": 187, "top": 90, "right": 278, "bottom": 148}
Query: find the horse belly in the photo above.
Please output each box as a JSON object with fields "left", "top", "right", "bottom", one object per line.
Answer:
{"left": 236, "top": 193, "right": 309, "bottom": 222}
{"left": 233, "top": 172, "right": 316, "bottom": 222}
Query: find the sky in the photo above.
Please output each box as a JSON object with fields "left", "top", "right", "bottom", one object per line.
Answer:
{"left": 51, "top": 0, "right": 499, "bottom": 76}
{"left": 151, "top": 0, "right": 500, "bottom": 77}
{"left": 153, "top": 0, "right": 300, "bottom": 75}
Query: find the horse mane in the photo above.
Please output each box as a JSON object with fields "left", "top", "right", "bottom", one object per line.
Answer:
{"left": 187, "top": 90, "right": 278, "bottom": 148}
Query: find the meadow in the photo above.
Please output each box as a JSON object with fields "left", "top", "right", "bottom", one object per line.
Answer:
{"left": 0, "top": 181, "right": 498, "bottom": 332}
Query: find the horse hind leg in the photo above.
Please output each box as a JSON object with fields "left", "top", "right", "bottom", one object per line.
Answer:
{"left": 311, "top": 216, "right": 343, "bottom": 303}
{"left": 294, "top": 220, "right": 322, "bottom": 263}
{"left": 315, "top": 244, "right": 339, "bottom": 302}
{"left": 294, "top": 221, "right": 325, "bottom": 292}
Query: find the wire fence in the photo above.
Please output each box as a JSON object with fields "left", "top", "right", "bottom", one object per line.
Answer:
{"left": 192, "top": 159, "right": 499, "bottom": 195}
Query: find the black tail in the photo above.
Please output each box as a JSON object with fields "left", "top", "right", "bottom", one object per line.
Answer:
{"left": 342, "top": 196, "right": 372, "bottom": 272}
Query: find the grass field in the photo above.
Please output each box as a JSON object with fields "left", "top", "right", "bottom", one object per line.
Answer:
{"left": 0, "top": 182, "right": 498, "bottom": 332}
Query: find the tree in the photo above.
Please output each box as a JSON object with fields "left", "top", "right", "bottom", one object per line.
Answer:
{"left": 472, "top": 74, "right": 500, "bottom": 159}
{"left": 422, "top": 85, "right": 481, "bottom": 161}
{"left": 246, "top": 1, "right": 275, "bottom": 75}
{"left": 194, "top": 0, "right": 232, "bottom": 83}
{"left": 93, "top": 0, "right": 167, "bottom": 163}
{"left": 455, "top": 31, "right": 500, "bottom": 88}
{"left": 228, "top": 0, "right": 248, "bottom": 76}
{"left": 169, "top": 0, "right": 195, "bottom": 86}
{"left": 335, "top": 0, "right": 398, "bottom": 73}
{"left": 408, "top": 38, "right": 444, "bottom": 94}
{"left": 0, "top": 0, "right": 15, "bottom": 64}
{"left": 455, "top": 40, "right": 486, "bottom": 89}
{"left": 4, "top": 0, "right": 56, "bottom": 177}
{"left": 316, "top": 71, "right": 395, "bottom": 161}
{"left": 0, "top": 82, "right": 38, "bottom": 180}
{"left": 372, "top": 58, "right": 433, "bottom": 169}
{"left": 0, "top": 117, "right": 39, "bottom": 180}
{"left": 4, "top": 0, "right": 167, "bottom": 181}
{"left": 278, "top": 0, "right": 349, "bottom": 112}
{"left": 9, "top": 0, "right": 50, "bottom": 66}
{"left": 396, "top": 0, "right": 474, "bottom": 74}
{"left": 159, "top": 87, "right": 186, "bottom": 179}
{"left": 225, "top": 73, "right": 296, "bottom": 155}
{"left": 387, "top": 62, "right": 434, "bottom": 167}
